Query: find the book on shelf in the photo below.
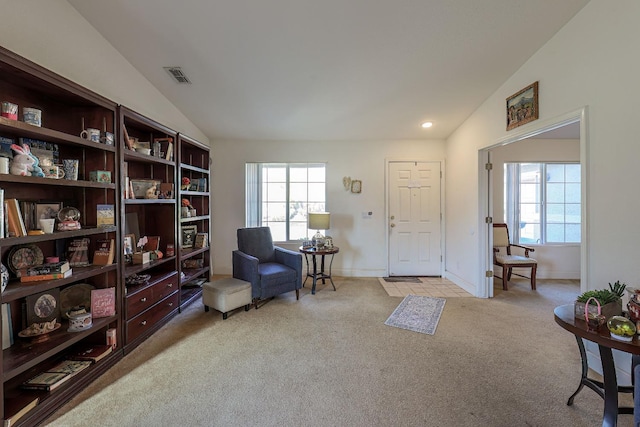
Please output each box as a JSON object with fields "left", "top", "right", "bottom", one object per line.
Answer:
{"left": 21, "top": 371, "right": 71, "bottom": 392}
{"left": 96, "top": 204, "right": 115, "bottom": 228}
{"left": 90, "top": 288, "right": 116, "bottom": 318}
{"left": 2, "top": 303, "right": 13, "bottom": 350}
{"left": 47, "top": 359, "right": 92, "bottom": 378}
{"left": 194, "top": 232, "right": 208, "bottom": 249}
{"left": 92, "top": 239, "right": 115, "bottom": 266}
{"left": 16, "top": 261, "right": 70, "bottom": 278}
{"left": 19, "top": 269, "right": 72, "bottom": 283}
{"left": 3, "top": 394, "right": 39, "bottom": 427}
{"left": 69, "top": 344, "right": 113, "bottom": 363}
{"left": 5, "top": 198, "right": 26, "bottom": 237}
{"left": 67, "top": 238, "right": 90, "bottom": 267}
{"left": 0, "top": 188, "right": 4, "bottom": 239}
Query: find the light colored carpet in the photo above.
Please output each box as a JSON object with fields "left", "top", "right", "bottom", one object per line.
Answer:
{"left": 43, "top": 277, "right": 634, "bottom": 427}
{"left": 384, "top": 295, "right": 445, "bottom": 335}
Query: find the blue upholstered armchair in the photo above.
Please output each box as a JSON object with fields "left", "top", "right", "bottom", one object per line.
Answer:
{"left": 232, "top": 227, "right": 303, "bottom": 306}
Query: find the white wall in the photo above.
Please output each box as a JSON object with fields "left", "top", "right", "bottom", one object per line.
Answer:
{"left": 0, "top": 0, "right": 208, "bottom": 144}
{"left": 445, "top": 1, "right": 640, "bottom": 295}
{"left": 491, "top": 138, "right": 581, "bottom": 279}
{"left": 212, "top": 139, "right": 445, "bottom": 276}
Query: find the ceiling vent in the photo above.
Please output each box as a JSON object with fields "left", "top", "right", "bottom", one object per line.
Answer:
{"left": 163, "top": 67, "right": 191, "bottom": 84}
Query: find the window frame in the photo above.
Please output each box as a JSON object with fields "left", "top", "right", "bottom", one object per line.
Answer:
{"left": 245, "top": 162, "right": 326, "bottom": 242}
{"left": 504, "top": 161, "right": 581, "bottom": 245}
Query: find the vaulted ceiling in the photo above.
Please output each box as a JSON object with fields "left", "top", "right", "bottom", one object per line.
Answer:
{"left": 68, "top": 0, "right": 589, "bottom": 141}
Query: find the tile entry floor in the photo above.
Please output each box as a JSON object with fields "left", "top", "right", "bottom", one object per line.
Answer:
{"left": 378, "top": 277, "right": 473, "bottom": 298}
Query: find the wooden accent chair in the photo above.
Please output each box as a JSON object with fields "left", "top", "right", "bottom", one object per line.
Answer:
{"left": 492, "top": 223, "right": 537, "bottom": 290}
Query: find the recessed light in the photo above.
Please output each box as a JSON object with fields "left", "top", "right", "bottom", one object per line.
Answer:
{"left": 421, "top": 122, "right": 433, "bottom": 128}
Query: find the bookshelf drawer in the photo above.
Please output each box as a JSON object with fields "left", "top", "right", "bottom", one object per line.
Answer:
{"left": 150, "top": 273, "right": 178, "bottom": 302}
{"left": 126, "top": 286, "right": 154, "bottom": 318}
{"left": 126, "top": 292, "right": 179, "bottom": 343}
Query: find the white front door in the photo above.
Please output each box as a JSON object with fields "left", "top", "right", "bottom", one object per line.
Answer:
{"left": 388, "top": 161, "right": 442, "bottom": 276}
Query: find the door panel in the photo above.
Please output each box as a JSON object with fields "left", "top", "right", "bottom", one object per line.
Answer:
{"left": 388, "top": 161, "right": 441, "bottom": 276}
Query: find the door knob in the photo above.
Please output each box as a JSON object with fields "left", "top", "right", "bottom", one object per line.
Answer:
{"left": 390, "top": 223, "right": 396, "bottom": 228}
{"left": 390, "top": 215, "right": 395, "bottom": 220}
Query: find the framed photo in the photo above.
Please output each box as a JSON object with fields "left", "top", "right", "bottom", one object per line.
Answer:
{"left": 26, "top": 288, "right": 60, "bottom": 326}
{"left": 181, "top": 225, "right": 198, "bottom": 249}
{"left": 130, "top": 179, "right": 162, "bottom": 199}
{"left": 144, "top": 236, "right": 160, "bottom": 251}
{"left": 506, "top": 81, "right": 539, "bottom": 131}
{"left": 123, "top": 233, "right": 135, "bottom": 256}
{"left": 351, "top": 180, "right": 362, "bottom": 194}
{"left": 36, "top": 202, "right": 63, "bottom": 221}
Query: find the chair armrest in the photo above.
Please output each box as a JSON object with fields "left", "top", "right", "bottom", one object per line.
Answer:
{"left": 510, "top": 244, "right": 535, "bottom": 257}
{"left": 274, "top": 247, "right": 303, "bottom": 276}
{"left": 233, "top": 250, "right": 259, "bottom": 286}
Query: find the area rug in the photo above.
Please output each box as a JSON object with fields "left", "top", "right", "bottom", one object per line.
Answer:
{"left": 382, "top": 277, "right": 422, "bottom": 283}
{"left": 384, "top": 295, "right": 446, "bottom": 335}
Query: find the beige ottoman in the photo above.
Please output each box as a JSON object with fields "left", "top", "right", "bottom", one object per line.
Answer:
{"left": 203, "top": 278, "right": 252, "bottom": 319}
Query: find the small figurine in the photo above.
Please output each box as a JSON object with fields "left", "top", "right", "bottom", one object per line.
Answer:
{"left": 145, "top": 184, "right": 158, "bottom": 199}
{"left": 9, "top": 144, "right": 36, "bottom": 176}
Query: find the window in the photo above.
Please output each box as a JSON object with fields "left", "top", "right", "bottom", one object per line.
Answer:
{"left": 504, "top": 162, "right": 581, "bottom": 244}
{"left": 245, "top": 163, "right": 326, "bottom": 242}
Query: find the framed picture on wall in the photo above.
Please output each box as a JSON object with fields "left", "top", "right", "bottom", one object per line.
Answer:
{"left": 506, "top": 81, "right": 539, "bottom": 131}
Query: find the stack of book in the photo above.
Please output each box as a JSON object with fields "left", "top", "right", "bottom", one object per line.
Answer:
{"left": 18, "top": 261, "right": 71, "bottom": 283}
{"left": 18, "top": 261, "right": 72, "bottom": 283}
{"left": 21, "top": 359, "right": 91, "bottom": 392}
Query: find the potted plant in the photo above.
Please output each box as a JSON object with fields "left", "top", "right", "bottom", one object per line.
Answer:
{"left": 574, "top": 281, "right": 626, "bottom": 320}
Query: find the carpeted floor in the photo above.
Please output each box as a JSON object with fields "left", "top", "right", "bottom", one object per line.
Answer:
{"left": 43, "top": 277, "right": 633, "bottom": 427}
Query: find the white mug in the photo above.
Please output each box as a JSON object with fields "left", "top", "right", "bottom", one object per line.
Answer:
{"left": 44, "top": 165, "right": 65, "bottom": 179}
{"left": 80, "top": 128, "right": 100, "bottom": 142}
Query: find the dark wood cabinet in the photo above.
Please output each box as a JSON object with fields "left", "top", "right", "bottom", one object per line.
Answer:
{"left": 119, "top": 106, "right": 180, "bottom": 354}
{"left": 0, "top": 47, "right": 122, "bottom": 426}
{"left": 0, "top": 46, "right": 211, "bottom": 425}
{"left": 177, "top": 134, "right": 211, "bottom": 309}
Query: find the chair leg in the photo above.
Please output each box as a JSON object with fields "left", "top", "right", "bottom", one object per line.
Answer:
{"left": 296, "top": 289, "right": 299, "bottom": 300}
{"left": 502, "top": 265, "right": 509, "bottom": 290}
{"left": 530, "top": 265, "right": 537, "bottom": 290}
{"left": 204, "top": 305, "right": 209, "bottom": 312}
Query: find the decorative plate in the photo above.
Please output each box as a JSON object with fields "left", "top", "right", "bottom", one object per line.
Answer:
{"left": 125, "top": 274, "right": 151, "bottom": 286}
{"left": 18, "top": 321, "right": 61, "bottom": 338}
{"left": 7, "top": 244, "right": 44, "bottom": 274}
{"left": 60, "top": 283, "right": 95, "bottom": 318}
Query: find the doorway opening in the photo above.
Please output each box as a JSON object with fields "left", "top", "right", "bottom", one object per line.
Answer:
{"left": 478, "top": 108, "right": 587, "bottom": 298}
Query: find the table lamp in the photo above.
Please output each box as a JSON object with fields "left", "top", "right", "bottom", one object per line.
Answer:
{"left": 308, "top": 212, "right": 330, "bottom": 249}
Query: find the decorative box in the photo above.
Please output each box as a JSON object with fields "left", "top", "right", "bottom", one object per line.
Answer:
{"left": 89, "top": 170, "right": 112, "bottom": 183}
{"left": 132, "top": 251, "right": 150, "bottom": 265}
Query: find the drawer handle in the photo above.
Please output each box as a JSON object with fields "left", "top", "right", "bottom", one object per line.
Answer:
{"left": 167, "top": 283, "right": 173, "bottom": 288}
{"left": 140, "top": 297, "right": 147, "bottom": 302}
{"left": 141, "top": 320, "right": 147, "bottom": 326}
{"left": 168, "top": 303, "right": 174, "bottom": 307}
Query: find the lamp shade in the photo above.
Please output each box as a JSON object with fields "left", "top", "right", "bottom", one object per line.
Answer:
{"left": 308, "top": 212, "right": 330, "bottom": 231}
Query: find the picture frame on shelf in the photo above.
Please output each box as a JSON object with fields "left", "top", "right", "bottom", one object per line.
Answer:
{"left": 123, "top": 234, "right": 135, "bottom": 256}
{"left": 35, "top": 202, "right": 62, "bottom": 221}
{"left": 130, "top": 179, "right": 162, "bottom": 199}
{"left": 506, "top": 81, "right": 539, "bottom": 131}
{"left": 25, "top": 288, "right": 61, "bottom": 326}
{"left": 181, "top": 225, "right": 198, "bottom": 249}
{"left": 144, "top": 236, "right": 160, "bottom": 251}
